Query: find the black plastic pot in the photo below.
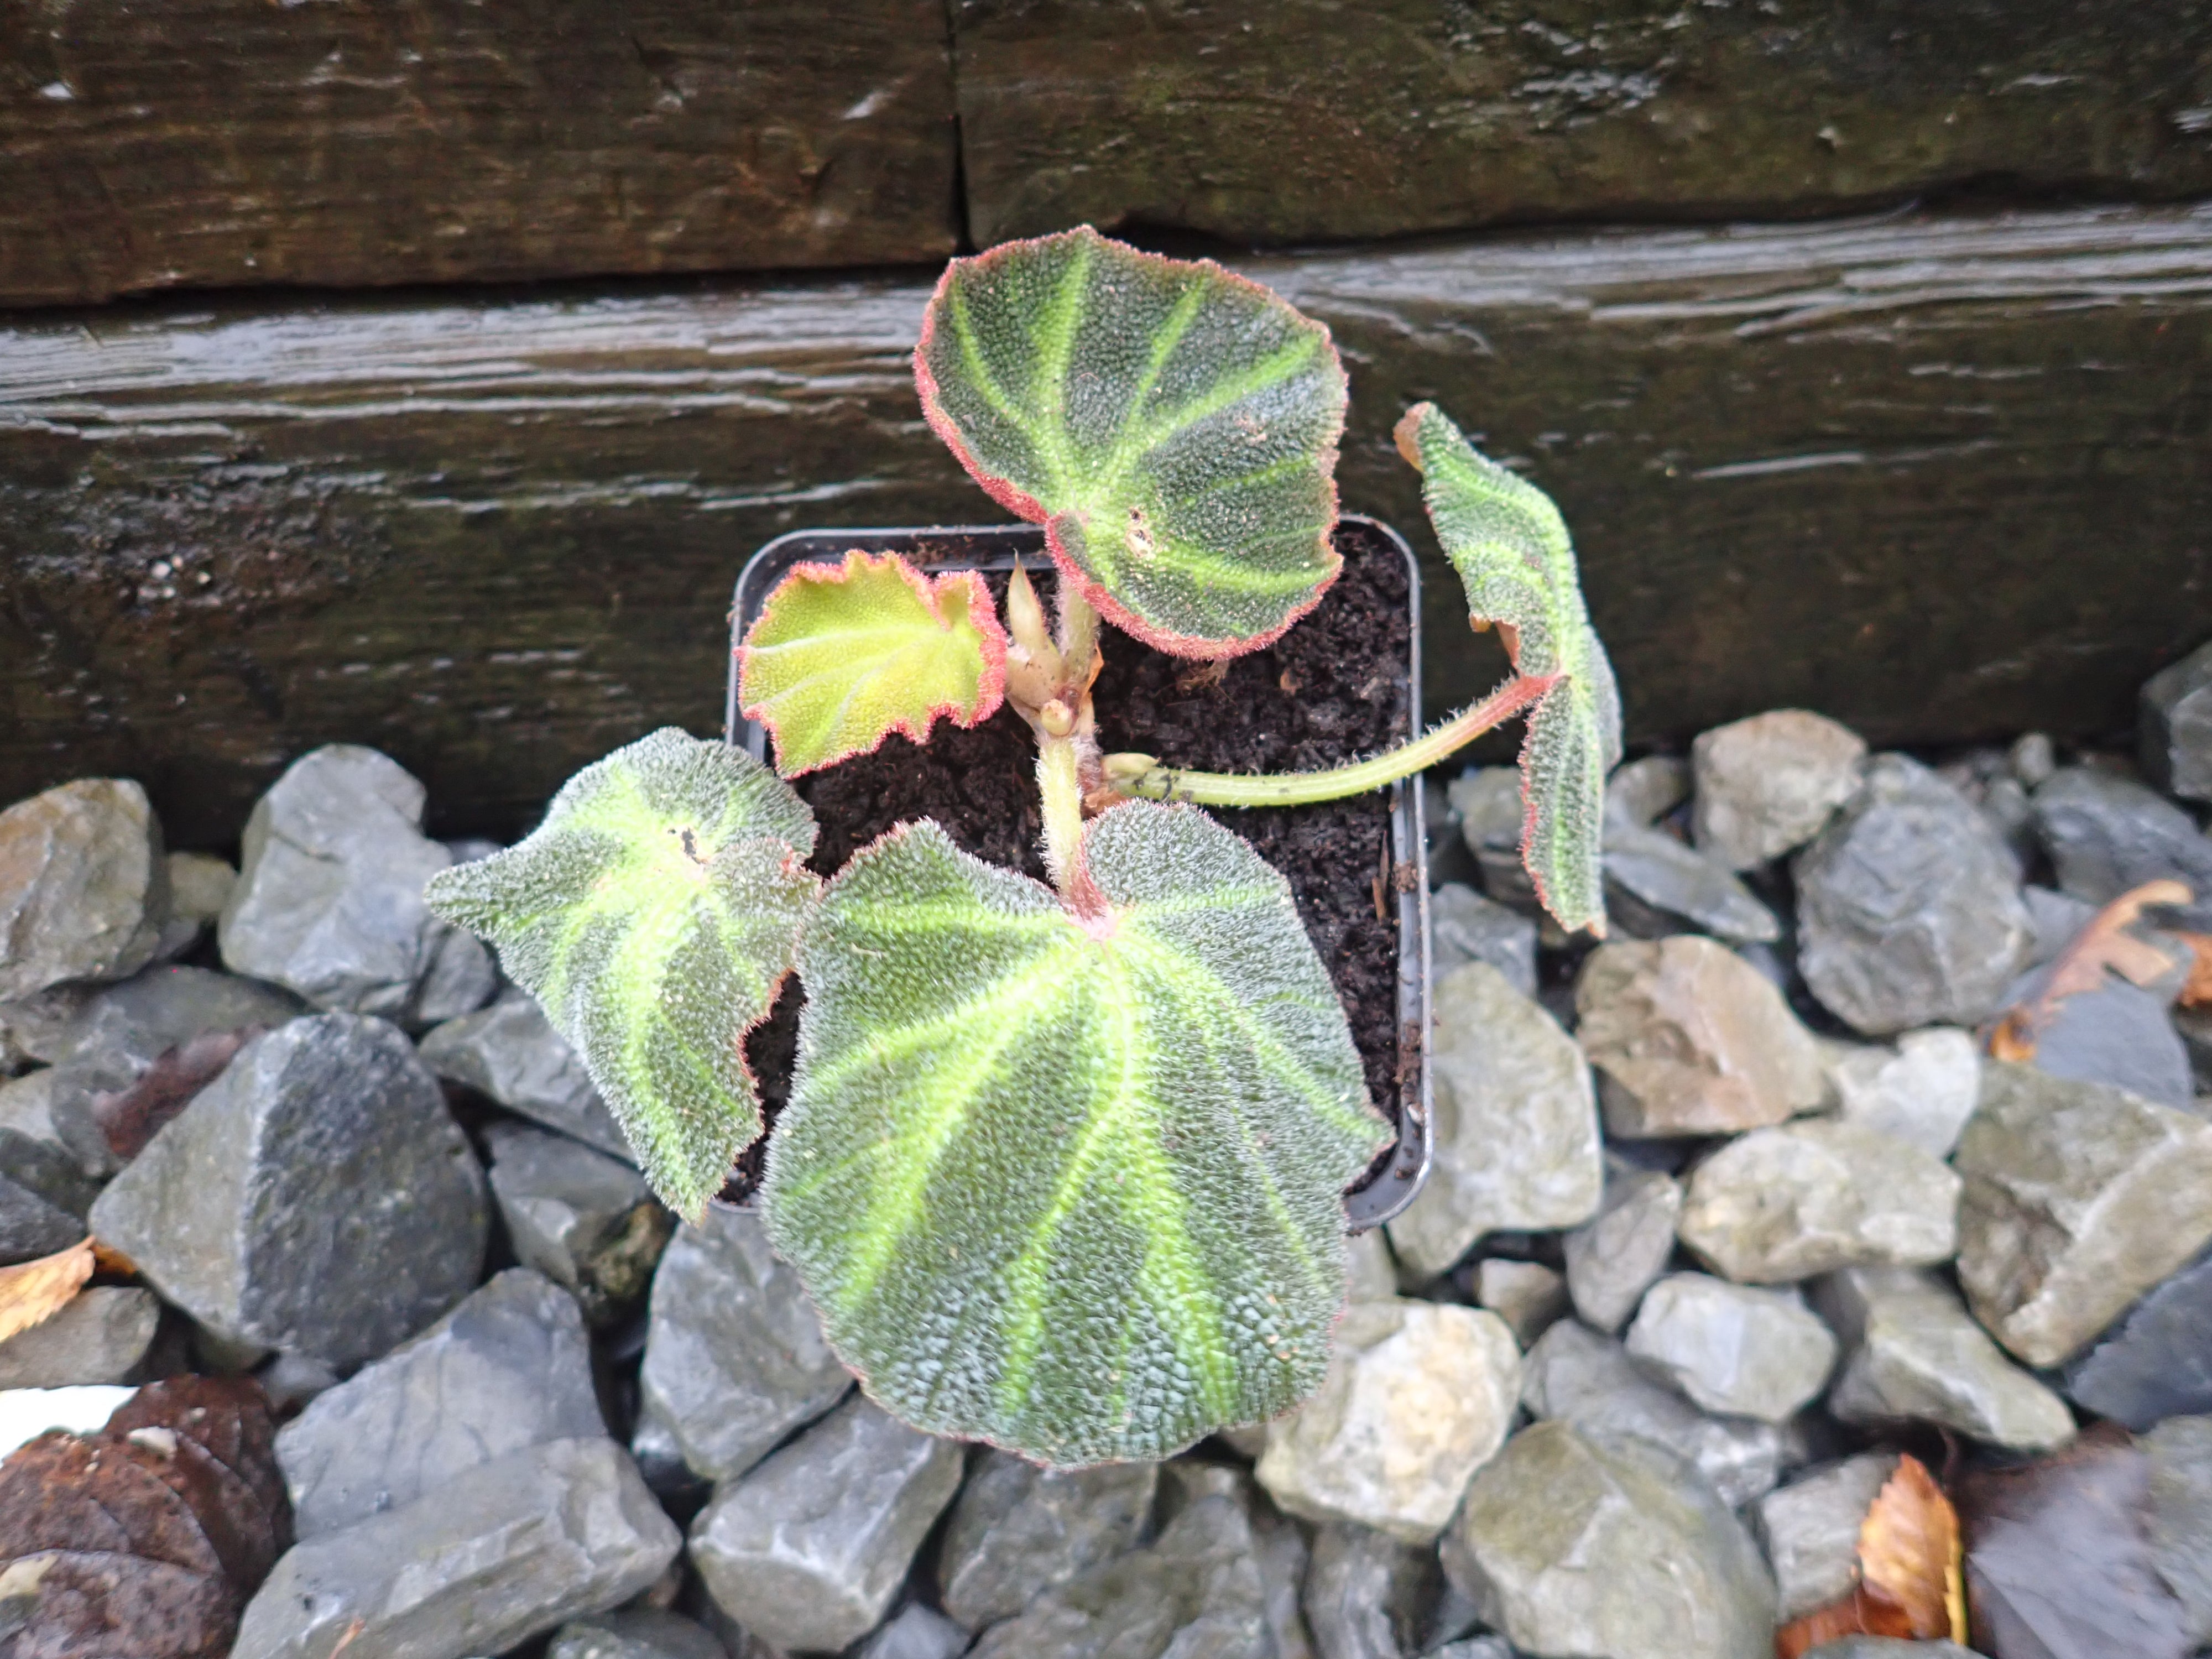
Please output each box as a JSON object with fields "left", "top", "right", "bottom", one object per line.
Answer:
{"left": 723, "top": 517, "right": 1433, "bottom": 1230}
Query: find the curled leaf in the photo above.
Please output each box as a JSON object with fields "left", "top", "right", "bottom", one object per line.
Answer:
{"left": 0, "top": 1238, "right": 93, "bottom": 1345}
{"left": 917, "top": 226, "right": 1347, "bottom": 659}
{"left": 1395, "top": 402, "right": 1621, "bottom": 935}
{"left": 425, "top": 729, "right": 820, "bottom": 1219}
{"left": 1989, "top": 878, "right": 2191, "bottom": 1061}
{"left": 738, "top": 550, "right": 1009, "bottom": 778}
{"left": 1775, "top": 1453, "right": 1965, "bottom": 1657}
{"left": 764, "top": 803, "right": 1390, "bottom": 1465}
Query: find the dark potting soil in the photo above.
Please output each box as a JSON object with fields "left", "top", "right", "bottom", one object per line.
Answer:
{"left": 726, "top": 521, "right": 1413, "bottom": 1202}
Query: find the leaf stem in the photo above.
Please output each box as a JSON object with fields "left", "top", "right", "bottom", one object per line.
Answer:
{"left": 1037, "top": 734, "right": 1088, "bottom": 890}
{"left": 1103, "top": 674, "right": 1554, "bottom": 808}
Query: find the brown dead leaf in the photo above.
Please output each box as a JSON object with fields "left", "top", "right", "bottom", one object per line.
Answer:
{"left": 2172, "top": 930, "right": 2212, "bottom": 1008}
{"left": 0, "top": 1237, "right": 93, "bottom": 1344}
{"left": 1859, "top": 1454, "right": 1966, "bottom": 1642}
{"left": 1989, "top": 879, "right": 2191, "bottom": 1061}
{"left": 1773, "top": 1454, "right": 1965, "bottom": 1658}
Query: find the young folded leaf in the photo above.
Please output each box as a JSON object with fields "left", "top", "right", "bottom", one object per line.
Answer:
{"left": 763, "top": 802, "right": 1391, "bottom": 1465}
{"left": 916, "top": 225, "right": 1348, "bottom": 659}
{"left": 1396, "top": 403, "right": 1622, "bottom": 935}
{"left": 739, "top": 551, "right": 1010, "bottom": 778}
{"left": 424, "top": 728, "right": 820, "bottom": 1219}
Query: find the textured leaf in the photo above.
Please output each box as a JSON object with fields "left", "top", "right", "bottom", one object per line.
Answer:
{"left": 0, "top": 1237, "right": 92, "bottom": 1344}
{"left": 764, "top": 802, "right": 1390, "bottom": 1465}
{"left": 425, "top": 729, "right": 819, "bottom": 1218}
{"left": 916, "top": 225, "right": 1348, "bottom": 659}
{"left": 1396, "top": 401, "right": 1621, "bottom": 934}
{"left": 738, "top": 550, "right": 1009, "bottom": 777}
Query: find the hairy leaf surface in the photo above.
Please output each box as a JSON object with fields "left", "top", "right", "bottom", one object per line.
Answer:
{"left": 739, "top": 550, "right": 1009, "bottom": 777}
{"left": 1396, "top": 401, "right": 1622, "bottom": 934}
{"left": 916, "top": 225, "right": 1348, "bottom": 659}
{"left": 764, "top": 802, "right": 1390, "bottom": 1465}
{"left": 425, "top": 728, "right": 818, "bottom": 1218}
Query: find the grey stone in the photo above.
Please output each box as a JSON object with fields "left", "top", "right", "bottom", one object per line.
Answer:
{"left": 1803, "top": 1643, "right": 1977, "bottom": 1658}
{"left": 1955, "top": 1062, "right": 2212, "bottom": 1367}
{"left": 1344, "top": 1228, "right": 1399, "bottom": 1303}
{"left": 2145, "top": 1415, "right": 2212, "bottom": 1644}
{"left": 1256, "top": 1300, "right": 1520, "bottom": 1544}
{"left": 218, "top": 744, "right": 495, "bottom": 1025}
{"left": 1519, "top": 1321, "right": 1788, "bottom": 1510}
{"left": 1563, "top": 1163, "right": 1683, "bottom": 1334}
{"left": 0, "top": 1127, "right": 98, "bottom": 1222}
{"left": 420, "top": 987, "right": 630, "bottom": 1160}
{"left": 486, "top": 1123, "right": 671, "bottom": 1326}
{"left": 232, "top": 1437, "right": 681, "bottom": 1659}
{"left": 2145, "top": 641, "right": 2212, "bottom": 803}
{"left": 1794, "top": 754, "right": 2034, "bottom": 1034}
{"left": 1678, "top": 1120, "right": 1961, "bottom": 1285}
{"left": 2013, "top": 732, "right": 2059, "bottom": 790}
{"left": 0, "top": 985, "right": 89, "bottom": 1072}
{"left": 1691, "top": 711, "right": 1866, "bottom": 871}
{"left": 937, "top": 1449, "right": 1157, "bottom": 1629}
{"left": 0, "top": 1173, "right": 85, "bottom": 1265}
{"left": 0, "top": 778, "right": 168, "bottom": 999}
{"left": 87, "top": 1013, "right": 488, "bottom": 1367}
{"left": 1473, "top": 1259, "right": 1568, "bottom": 1348}
{"left": 2033, "top": 765, "right": 2212, "bottom": 919}
{"left": 1823, "top": 1027, "right": 1981, "bottom": 1160}
{"left": 967, "top": 1489, "right": 1274, "bottom": 1659}
{"left": 276, "top": 1268, "right": 604, "bottom": 1540}
{"left": 689, "top": 1392, "right": 963, "bottom": 1655}
{"left": 2065, "top": 1249, "right": 2212, "bottom": 1430}
{"left": 257, "top": 1351, "right": 343, "bottom": 1413}
{"left": 0, "top": 1286, "right": 158, "bottom": 1387}
{"left": 1813, "top": 1267, "right": 2075, "bottom": 1452}
{"left": 636, "top": 1204, "right": 851, "bottom": 1484}
{"left": 1425, "top": 1642, "right": 1514, "bottom": 1659}
{"left": 2023, "top": 884, "right": 2101, "bottom": 966}
{"left": 1755, "top": 1453, "right": 1901, "bottom": 1621}
{"left": 1157, "top": 1460, "right": 1319, "bottom": 1659}
{"left": 1624, "top": 1273, "right": 1838, "bottom": 1423}
{"left": 1606, "top": 754, "right": 1691, "bottom": 831}
{"left": 2002, "top": 960, "right": 2195, "bottom": 1110}
{"left": 1442, "top": 1421, "right": 1776, "bottom": 1659}
{"left": 1576, "top": 936, "right": 1824, "bottom": 1137}
{"left": 1429, "top": 883, "right": 1537, "bottom": 998}
{"left": 1449, "top": 768, "right": 1538, "bottom": 909}
{"left": 1603, "top": 822, "right": 1781, "bottom": 945}
{"left": 1301, "top": 1522, "right": 1463, "bottom": 1659}
{"left": 549, "top": 1610, "right": 729, "bottom": 1659}
{"left": 34, "top": 962, "right": 305, "bottom": 1175}
{"left": 152, "top": 849, "right": 238, "bottom": 962}
{"left": 1387, "top": 963, "right": 1601, "bottom": 1279}
{"left": 1979, "top": 773, "right": 2041, "bottom": 880}
{"left": 856, "top": 1605, "right": 972, "bottom": 1659}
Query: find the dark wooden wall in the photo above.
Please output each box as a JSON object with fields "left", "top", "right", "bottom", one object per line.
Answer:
{"left": 4, "top": 3, "right": 2211, "bottom": 839}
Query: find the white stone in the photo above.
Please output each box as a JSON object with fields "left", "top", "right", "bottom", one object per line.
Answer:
{"left": 1564, "top": 1162, "right": 1685, "bottom": 1333}
{"left": 1825, "top": 1027, "right": 1981, "bottom": 1159}
{"left": 1692, "top": 710, "right": 1867, "bottom": 870}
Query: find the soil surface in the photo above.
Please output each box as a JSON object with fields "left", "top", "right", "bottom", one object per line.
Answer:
{"left": 728, "top": 521, "right": 1413, "bottom": 1201}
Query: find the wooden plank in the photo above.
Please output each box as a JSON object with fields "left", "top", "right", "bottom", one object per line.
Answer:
{"left": 0, "top": 0, "right": 958, "bottom": 305}
{"left": 4, "top": 205, "right": 2210, "bottom": 844}
{"left": 954, "top": 0, "right": 2212, "bottom": 246}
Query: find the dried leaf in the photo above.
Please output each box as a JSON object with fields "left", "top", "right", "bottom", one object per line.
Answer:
{"left": 1989, "top": 879, "right": 2192, "bottom": 1061}
{"left": 1773, "top": 1454, "right": 1965, "bottom": 1657}
{"left": 1859, "top": 1454, "right": 1966, "bottom": 1642}
{"left": 0, "top": 1237, "right": 93, "bottom": 1344}
{"left": 92, "top": 1027, "right": 262, "bottom": 1161}
{"left": 2172, "top": 930, "right": 2212, "bottom": 1007}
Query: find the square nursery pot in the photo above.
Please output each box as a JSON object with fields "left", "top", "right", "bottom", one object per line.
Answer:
{"left": 721, "top": 517, "right": 1433, "bottom": 1230}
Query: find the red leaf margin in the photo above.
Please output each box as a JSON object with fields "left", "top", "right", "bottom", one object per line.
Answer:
{"left": 914, "top": 226, "right": 1347, "bottom": 663}
{"left": 736, "top": 549, "right": 1011, "bottom": 778}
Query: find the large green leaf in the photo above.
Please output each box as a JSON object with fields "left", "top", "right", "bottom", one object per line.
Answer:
{"left": 764, "top": 802, "right": 1390, "bottom": 1465}
{"left": 738, "top": 550, "right": 1009, "bottom": 776}
{"left": 424, "top": 728, "right": 819, "bottom": 1218}
{"left": 916, "top": 226, "right": 1348, "bottom": 659}
{"left": 1396, "top": 402, "right": 1622, "bottom": 935}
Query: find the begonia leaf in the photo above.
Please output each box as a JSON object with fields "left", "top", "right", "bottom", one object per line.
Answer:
{"left": 764, "top": 801, "right": 1390, "bottom": 1465}
{"left": 1396, "top": 401, "right": 1622, "bottom": 935}
{"left": 916, "top": 225, "right": 1348, "bottom": 659}
{"left": 738, "top": 550, "right": 1010, "bottom": 777}
{"left": 425, "top": 728, "right": 818, "bottom": 1218}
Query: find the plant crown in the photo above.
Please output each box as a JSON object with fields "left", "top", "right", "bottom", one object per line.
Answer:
{"left": 426, "top": 227, "right": 1618, "bottom": 1466}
